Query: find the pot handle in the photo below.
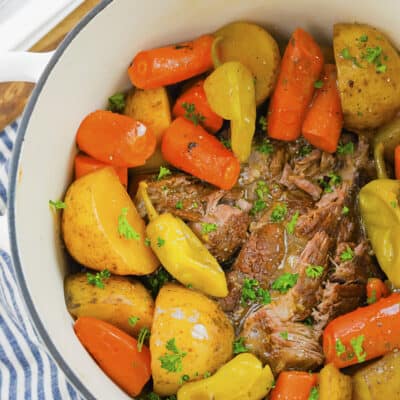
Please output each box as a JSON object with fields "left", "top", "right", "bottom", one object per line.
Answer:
{"left": 0, "top": 51, "right": 54, "bottom": 83}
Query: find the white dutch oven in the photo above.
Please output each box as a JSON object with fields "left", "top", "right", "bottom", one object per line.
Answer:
{"left": 3, "top": 0, "right": 400, "bottom": 398}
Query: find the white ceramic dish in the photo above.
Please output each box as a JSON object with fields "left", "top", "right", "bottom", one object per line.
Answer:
{"left": 4, "top": 0, "right": 400, "bottom": 398}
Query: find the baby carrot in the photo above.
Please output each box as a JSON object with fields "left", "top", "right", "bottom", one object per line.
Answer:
{"left": 172, "top": 80, "right": 223, "bottom": 133}
{"left": 323, "top": 293, "right": 400, "bottom": 368}
{"left": 395, "top": 145, "right": 400, "bottom": 179}
{"left": 366, "top": 278, "right": 389, "bottom": 304}
{"left": 161, "top": 117, "right": 240, "bottom": 190}
{"left": 267, "top": 28, "right": 324, "bottom": 141}
{"left": 128, "top": 35, "right": 214, "bottom": 89}
{"left": 270, "top": 371, "right": 319, "bottom": 400}
{"left": 74, "top": 153, "right": 128, "bottom": 186}
{"left": 76, "top": 110, "right": 156, "bottom": 168}
{"left": 302, "top": 64, "right": 343, "bottom": 153}
{"left": 74, "top": 316, "right": 151, "bottom": 397}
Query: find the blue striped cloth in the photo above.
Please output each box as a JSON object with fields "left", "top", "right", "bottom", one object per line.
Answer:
{"left": 0, "top": 120, "right": 82, "bottom": 399}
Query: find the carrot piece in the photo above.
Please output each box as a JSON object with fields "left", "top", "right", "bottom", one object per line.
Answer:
{"left": 172, "top": 80, "right": 223, "bottom": 133}
{"left": 267, "top": 28, "right": 324, "bottom": 141}
{"left": 323, "top": 293, "right": 400, "bottom": 368}
{"left": 366, "top": 278, "right": 389, "bottom": 304}
{"left": 302, "top": 64, "right": 343, "bottom": 153}
{"left": 74, "top": 316, "right": 151, "bottom": 397}
{"left": 161, "top": 117, "right": 240, "bottom": 190}
{"left": 270, "top": 371, "right": 319, "bottom": 400}
{"left": 128, "top": 35, "right": 214, "bottom": 89}
{"left": 76, "top": 110, "right": 156, "bottom": 168}
{"left": 74, "top": 153, "right": 128, "bottom": 186}
{"left": 395, "top": 145, "right": 400, "bottom": 179}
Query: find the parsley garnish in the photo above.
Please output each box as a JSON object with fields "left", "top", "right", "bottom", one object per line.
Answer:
{"left": 159, "top": 338, "right": 187, "bottom": 373}
{"left": 340, "top": 48, "right": 361, "bottom": 67}
{"left": 137, "top": 327, "right": 150, "bottom": 352}
{"left": 314, "top": 80, "right": 323, "bottom": 89}
{"left": 270, "top": 204, "right": 288, "bottom": 222}
{"left": 318, "top": 172, "right": 342, "bottom": 193}
{"left": 250, "top": 199, "right": 267, "bottom": 215}
{"left": 358, "top": 34, "right": 368, "bottom": 42}
{"left": 241, "top": 278, "right": 271, "bottom": 305}
{"left": 146, "top": 393, "right": 161, "bottom": 400}
{"left": 390, "top": 200, "right": 397, "bottom": 208}
{"left": 128, "top": 316, "right": 140, "bottom": 326}
{"left": 233, "top": 337, "right": 249, "bottom": 354}
{"left": 108, "top": 92, "right": 126, "bottom": 113}
{"left": 157, "top": 237, "right": 165, "bottom": 247}
{"left": 299, "top": 145, "right": 312, "bottom": 157}
{"left": 259, "top": 116, "right": 268, "bottom": 131}
{"left": 118, "top": 207, "right": 140, "bottom": 240}
{"left": 146, "top": 267, "right": 172, "bottom": 297}
{"left": 305, "top": 265, "right": 324, "bottom": 279}
{"left": 192, "top": 201, "right": 199, "bottom": 209}
{"left": 203, "top": 371, "right": 211, "bottom": 378}
{"left": 308, "top": 386, "right": 319, "bottom": 400}
{"left": 257, "top": 139, "right": 274, "bottom": 154}
{"left": 201, "top": 223, "right": 217, "bottom": 234}
{"left": 182, "top": 102, "right": 205, "bottom": 126}
{"left": 350, "top": 335, "right": 367, "bottom": 363}
{"left": 367, "top": 289, "right": 377, "bottom": 305}
{"left": 337, "top": 141, "right": 354, "bottom": 155}
{"left": 279, "top": 331, "right": 289, "bottom": 340}
{"left": 342, "top": 206, "right": 350, "bottom": 215}
{"left": 361, "top": 46, "right": 387, "bottom": 73}
{"left": 220, "top": 138, "right": 231, "bottom": 149}
{"left": 340, "top": 246, "right": 354, "bottom": 262}
{"left": 335, "top": 338, "right": 346, "bottom": 356}
{"left": 250, "top": 181, "right": 269, "bottom": 216}
{"left": 286, "top": 211, "right": 299, "bottom": 234}
{"left": 86, "top": 269, "right": 111, "bottom": 289}
{"left": 145, "top": 238, "right": 151, "bottom": 246}
{"left": 303, "top": 316, "right": 314, "bottom": 326}
{"left": 175, "top": 200, "right": 184, "bottom": 210}
{"left": 157, "top": 166, "right": 172, "bottom": 180}
{"left": 179, "top": 374, "right": 190, "bottom": 384}
{"left": 49, "top": 200, "right": 66, "bottom": 210}
{"left": 272, "top": 273, "right": 299, "bottom": 293}
{"left": 376, "top": 64, "right": 387, "bottom": 73}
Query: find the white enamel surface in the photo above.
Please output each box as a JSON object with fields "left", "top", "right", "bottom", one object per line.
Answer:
{"left": 12, "top": 0, "right": 400, "bottom": 399}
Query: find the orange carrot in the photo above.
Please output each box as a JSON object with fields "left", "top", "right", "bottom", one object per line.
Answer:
{"left": 161, "top": 117, "right": 240, "bottom": 190}
{"left": 74, "top": 317, "right": 151, "bottom": 397}
{"left": 74, "top": 153, "right": 128, "bottom": 186}
{"left": 366, "top": 278, "right": 389, "bottom": 304}
{"left": 395, "top": 145, "right": 400, "bottom": 179}
{"left": 76, "top": 110, "right": 156, "bottom": 167}
{"left": 302, "top": 64, "right": 343, "bottom": 153}
{"left": 270, "top": 371, "right": 319, "bottom": 400}
{"left": 267, "top": 28, "right": 324, "bottom": 141}
{"left": 323, "top": 293, "right": 400, "bottom": 368}
{"left": 128, "top": 35, "right": 214, "bottom": 89}
{"left": 172, "top": 80, "right": 223, "bottom": 133}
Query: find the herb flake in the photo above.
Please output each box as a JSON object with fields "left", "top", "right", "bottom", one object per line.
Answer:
{"left": 272, "top": 273, "right": 299, "bottom": 294}
{"left": 201, "top": 223, "right": 217, "bottom": 234}
{"left": 335, "top": 338, "right": 346, "bottom": 356}
{"left": 182, "top": 102, "right": 205, "bottom": 126}
{"left": 233, "top": 337, "right": 249, "bottom": 354}
{"left": 118, "top": 207, "right": 140, "bottom": 240}
{"left": 87, "top": 269, "right": 111, "bottom": 289}
{"left": 314, "top": 80, "right": 324, "bottom": 89}
{"left": 350, "top": 335, "right": 367, "bottom": 363}
{"left": 337, "top": 141, "right": 354, "bottom": 155}
{"left": 108, "top": 92, "right": 126, "bottom": 113}
{"left": 286, "top": 211, "right": 299, "bottom": 234}
{"left": 49, "top": 200, "right": 66, "bottom": 210}
{"left": 157, "top": 166, "right": 172, "bottom": 180}
{"left": 257, "top": 139, "right": 274, "bottom": 155}
{"left": 305, "top": 265, "right": 324, "bottom": 279}
{"left": 128, "top": 316, "right": 140, "bottom": 327}
{"left": 241, "top": 278, "right": 271, "bottom": 305}
{"left": 340, "top": 246, "right": 354, "bottom": 262}
{"left": 159, "top": 338, "right": 187, "bottom": 373}
{"left": 270, "top": 204, "right": 288, "bottom": 222}
{"left": 137, "top": 327, "right": 150, "bottom": 352}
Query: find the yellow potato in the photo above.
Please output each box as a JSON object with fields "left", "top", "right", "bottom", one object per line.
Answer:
{"left": 65, "top": 272, "right": 154, "bottom": 336}
{"left": 62, "top": 167, "right": 159, "bottom": 275}
{"left": 214, "top": 21, "right": 280, "bottom": 105}
{"left": 353, "top": 350, "right": 400, "bottom": 400}
{"left": 150, "top": 284, "right": 234, "bottom": 396}
{"left": 320, "top": 363, "right": 352, "bottom": 400}
{"left": 333, "top": 23, "right": 400, "bottom": 130}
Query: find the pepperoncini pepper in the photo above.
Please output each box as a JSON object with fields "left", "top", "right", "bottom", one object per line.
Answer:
{"left": 204, "top": 53, "right": 256, "bottom": 163}
{"left": 359, "top": 179, "right": 400, "bottom": 287}
{"left": 138, "top": 182, "right": 228, "bottom": 297}
{"left": 177, "top": 353, "right": 274, "bottom": 400}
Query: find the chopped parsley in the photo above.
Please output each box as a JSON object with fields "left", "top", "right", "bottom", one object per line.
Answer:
{"left": 157, "top": 237, "right": 165, "bottom": 247}
{"left": 145, "top": 238, "right": 151, "bottom": 246}
{"left": 192, "top": 201, "right": 199, "bottom": 209}
{"left": 257, "top": 139, "right": 274, "bottom": 155}
{"left": 318, "top": 172, "right": 342, "bottom": 193}
{"left": 270, "top": 204, "right": 288, "bottom": 222}
{"left": 159, "top": 338, "right": 187, "bottom": 373}
{"left": 118, "top": 207, "right": 140, "bottom": 240}
{"left": 241, "top": 278, "right": 271, "bottom": 305}
{"left": 350, "top": 335, "right": 367, "bottom": 363}
{"left": 390, "top": 200, "right": 397, "bottom": 208}
{"left": 233, "top": 337, "right": 249, "bottom": 354}
{"left": 279, "top": 331, "right": 289, "bottom": 340}
{"left": 299, "top": 145, "right": 312, "bottom": 157}
{"left": 203, "top": 371, "right": 211, "bottom": 378}
{"left": 305, "top": 265, "right": 324, "bottom": 279}
{"left": 342, "top": 206, "right": 350, "bottom": 215}
{"left": 340, "top": 48, "right": 361, "bottom": 67}
{"left": 358, "top": 34, "right": 368, "bottom": 43}
{"left": 308, "top": 386, "right": 319, "bottom": 400}
{"left": 107, "top": 92, "right": 126, "bottom": 113}
{"left": 49, "top": 200, "right": 66, "bottom": 210}
{"left": 182, "top": 102, "right": 205, "bottom": 126}
{"left": 286, "top": 211, "right": 299, "bottom": 234}
{"left": 314, "top": 80, "right": 324, "bottom": 89}
{"left": 335, "top": 338, "right": 346, "bottom": 356}
{"left": 146, "top": 267, "right": 172, "bottom": 297}
{"left": 361, "top": 46, "right": 387, "bottom": 73}
{"left": 201, "top": 223, "right": 217, "bottom": 234}
{"left": 376, "top": 64, "right": 387, "bottom": 73}
{"left": 340, "top": 246, "right": 354, "bottom": 262}
{"left": 259, "top": 116, "right": 268, "bottom": 131}
{"left": 250, "top": 181, "right": 269, "bottom": 216}
{"left": 146, "top": 393, "right": 161, "bottom": 400}
{"left": 367, "top": 289, "right": 377, "bottom": 305}
{"left": 86, "top": 269, "right": 111, "bottom": 289}
{"left": 137, "top": 327, "right": 150, "bottom": 352}
{"left": 179, "top": 374, "right": 190, "bottom": 384}
{"left": 157, "top": 166, "right": 172, "bottom": 180}
{"left": 128, "top": 316, "right": 140, "bottom": 326}
{"left": 272, "top": 273, "right": 299, "bottom": 294}
{"left": 175, "top": 200, "right": 184, "bottom": 210}
{"left": 337, "top": 141, "right": 354, "bottom": 155}
{"left": 250, "top": 199, "right": 267, "bottom": 215}
{"left": 303, "top": 316, "right": 314, "bottom": 326}
{"left": 220, "top": 138, "right": 231, "bottom": 149}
